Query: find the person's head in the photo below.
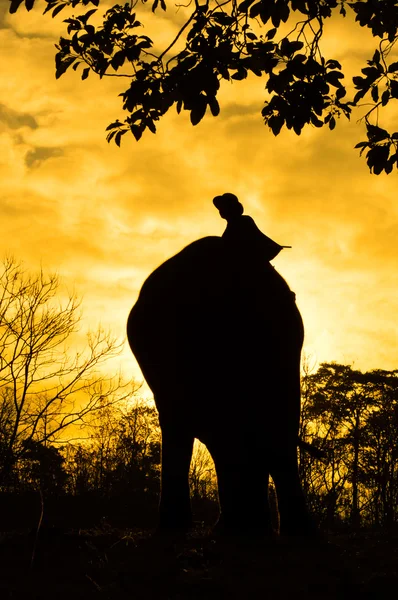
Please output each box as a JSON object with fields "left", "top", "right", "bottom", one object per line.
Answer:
{"left": 213, "top": 193, "right": 244, "bottom": 222}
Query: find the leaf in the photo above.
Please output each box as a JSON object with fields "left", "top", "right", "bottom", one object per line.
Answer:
{"left": 81, "top": 67, "right": 90, "bottom": 80}
{"left": 106, "top": 130, "right": 116, "bottom": 143}
{"left": 105, "top": 120, "right": 121, "bottom": 131}
{"left": 279, "top": 38, "right": 290, "bottom": 57}
{"left": 259, "top": 5, "right": 271, "bottom": 25}
{"left": 279, "top": 0, "right": 290, "bottom": 23}
{"left": 355, "top": 141, "right": 369, "bottom": 156}
{"left": 326, "top": 59, "right": 342, "bottom": 70}
{"left": 372, "top": 49, "right": 380, "bottom": 64}
{"left": 335, "top": 87, "right": 346, "bottom": 100}
{"left": 353, "top": 76, "right": 367, "bottom": 89}
{"left": 131, "top": 124, "right": 143, "bottom": 141}
{"left": 55, "top": 55, "right": 77, "bottom": 79}
{"left": 212, "top": 12, "right": 234, "bottom": 25}
{"left": 387, "top": 61, "right": 398, "bottom": 73}
{"left": 293, "top": 122, "right": 302, "bottom": 135}
{"left": 115, "top": 130, "right": 128, "bottom": 146}
{"left": 190, "top": 94, "right": 207, "bottom": 126}
{"left": 361, "top": 66, "right": 379, "bottom": 80}
{"left": 390, "top": 80, "right": 398, "bottom": 99}
{"left": 266, "top": 27, "right": 277, "bottom": 40}
{"left": 52, "top": 3, "right": 66, "bottom": 18}
{"left": 288, "top": 40, "right": 304, "bottom": 53}
{"left": 311, "top": 114, "right": 323, "bottom": 128}
{"left": 111, "top": 51, "right": 125, "bottom": 71}
{"left": 329, "top": 116, "right": 336, "bottom": 130}
{"left": 208, "top": 96, "right": 220, "bottom": 116}
{"left": 268, "top": 115, "right": 284, "bottom": 136}
{"left": 353, "top": 88, "right": 366, "bottom": 104}
{"left": 84, "top": 8, "right": 97, "bottom": 21}
{"left": 152, "top": 0, "right": 158, "bottom": 12}
{"left": 326, "top": 71, "right": 344, "bottom": 87}
{"left": 146, "top": 119, "right": 157, "bottom": 134}
{"left": 231, "top": 69, "right": 247, "bottom": 80}
{"left": 43, "top": 1, "right": 56, "bottom": 14}
{"left": 249, "top": 2, "right": 262, "bottom": 18}
{"left": 366, "top": 123, "right": 389, "bottom": 142}
{"left": 25, "top": 0, "right": 35, "bottom": 10}
{"left": 385, "top": 155, "right": 395, "bottom": 174}
{"left": 238, "top": 0, "right": 256, "bottom": 12}
{"left": 371, "top": 85, "right": 379, "bottom": 102}
{"left": 9, "top": 0, "right": 25, "bottom": 13}
{"left": 160, "top": 0, "right": 166, "bottom": 10}
{"left": 368, "top": 145, "right": 390, "bottom": 175}
{"left": 271, "top": 12, "right": 281, "bottom": 28}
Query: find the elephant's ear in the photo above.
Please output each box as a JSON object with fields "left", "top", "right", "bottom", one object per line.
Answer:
{"left": 213, "top": 193, "right": 244, "bottom": 222}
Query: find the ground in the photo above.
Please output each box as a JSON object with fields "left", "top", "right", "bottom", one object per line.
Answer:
{"left": 1, "top": 525, "right": 397, "bottom": 599}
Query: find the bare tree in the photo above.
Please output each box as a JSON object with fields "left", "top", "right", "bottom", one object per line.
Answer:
{"left": 0, "top": 257, "right": 134, "bottom": 486}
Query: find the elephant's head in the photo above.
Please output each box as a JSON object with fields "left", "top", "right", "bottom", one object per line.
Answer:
{"left": 213, "top": 192, "right": 289, "bottom": 261}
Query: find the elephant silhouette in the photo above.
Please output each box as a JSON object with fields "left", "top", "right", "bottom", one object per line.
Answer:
{"left": 127, "top": 193, "right": 317, "bottom": 537}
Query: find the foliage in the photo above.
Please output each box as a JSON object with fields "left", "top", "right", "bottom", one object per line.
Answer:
{"left": 8, "top": 0, "right": 398, "bottom": 173}
{"left": 17, "top": 439, "right": 68, "bottom": 494}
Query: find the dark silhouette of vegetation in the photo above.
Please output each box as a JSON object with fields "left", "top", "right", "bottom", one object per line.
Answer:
{"left": 300, "top": 362, "right": 398, "bottom": 530}
{"left": 8, "top": 0, "right": 398, "bottom": 173}
{"left": 1, "top": 357, "right": 397, "bottom": 533}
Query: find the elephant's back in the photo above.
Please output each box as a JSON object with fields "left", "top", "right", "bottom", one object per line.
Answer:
{"left": 137, "top": 236, "right": 223, "bottom": 305}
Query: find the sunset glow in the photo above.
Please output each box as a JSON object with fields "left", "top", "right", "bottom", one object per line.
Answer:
{"left": 1, "top": 1, "right": 397, "bottom": 389}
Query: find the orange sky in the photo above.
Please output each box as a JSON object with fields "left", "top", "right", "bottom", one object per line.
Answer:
{"left": 1, "top": 1, "right": 397, "bottom": 387}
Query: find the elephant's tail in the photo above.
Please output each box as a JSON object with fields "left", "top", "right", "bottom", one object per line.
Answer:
{"left": 297, "top": 439, "right": 326, "bottom": 460}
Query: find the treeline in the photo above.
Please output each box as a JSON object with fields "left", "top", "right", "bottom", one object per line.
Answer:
{"left": 0, "top": 399, "right": 217, "bottom": 529}
{"left": 1, "top": 363, "right": 397, "bottom": 532}
{"left": 1, "top": 258, "right": 397, "bottom": 531}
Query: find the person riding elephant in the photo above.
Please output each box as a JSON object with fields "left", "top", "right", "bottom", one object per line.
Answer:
{"left": 127, "top": 193, "right": 318, "bottom": 537}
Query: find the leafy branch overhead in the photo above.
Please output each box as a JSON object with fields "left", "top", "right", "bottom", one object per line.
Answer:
{"left": 9, "top": 0, "right": 398, "bottom": 174}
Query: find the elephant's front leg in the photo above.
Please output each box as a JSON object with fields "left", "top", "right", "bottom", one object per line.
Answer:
{"left": 158, "top": 419, "right": 194, "bottom": 531}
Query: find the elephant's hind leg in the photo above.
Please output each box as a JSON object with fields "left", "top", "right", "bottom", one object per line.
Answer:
{"left": 271, "top": 448, "right": 318, "bottom": 537}
{"left": 159, "top": 419, "right": 194, "bottom": 531}
{"left": 206, "top": 436, "right": 273, "bottom": 536}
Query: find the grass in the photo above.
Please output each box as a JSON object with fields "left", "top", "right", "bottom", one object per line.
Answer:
{"left": 1, "top": 523, "right": 398, "bottom": 599}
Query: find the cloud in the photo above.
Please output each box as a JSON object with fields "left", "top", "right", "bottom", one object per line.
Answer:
{"left": 25, "top": 145, "right": 63, "bottom": 168}
{"left": 0, "top": 103, "right": 37, "bottom": 130}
